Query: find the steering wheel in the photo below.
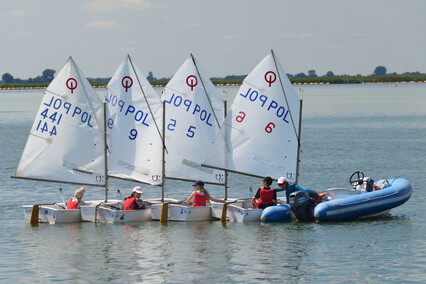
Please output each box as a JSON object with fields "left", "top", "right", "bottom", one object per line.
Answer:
{"left": 349, "top": 171, "right": 364, "bottom": 185}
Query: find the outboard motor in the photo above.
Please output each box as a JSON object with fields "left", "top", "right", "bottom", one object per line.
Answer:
{"left": 289, "top": 191, "right": 319, "bottom": 221}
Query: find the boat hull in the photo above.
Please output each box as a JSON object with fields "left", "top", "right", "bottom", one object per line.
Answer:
{"left": 151, "top": 202, "right": 213, "bottom": 222}
{"left": 80, "top": 205, "right": 152, "bottom": 223}
{"left": 314, "top": 178, "right": 412, "bottom": 221}
{"left": 23, "top": 200, "right": 113, "bottom": 224}
{"left": 80, "top": 199, "right": 162, "bottom": 223}
{"left": 23, "top": 204, "right": 81, "bottom": 223}
{"left": 212, "top": 198, "right": 287, "bottom": 222}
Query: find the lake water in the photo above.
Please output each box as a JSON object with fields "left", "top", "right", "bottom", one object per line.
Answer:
{"left": 1, "top": 83, "right": 425, "bottom": 283}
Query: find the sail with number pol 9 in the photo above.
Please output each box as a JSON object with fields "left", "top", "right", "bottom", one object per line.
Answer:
{"left": 162, "top": 54, "right": 225, "bottom": 185}
{"left": 14, "top": 57, "right": 106, "bottom": 186}
{"left": 105, "top": 55, "right": 163, "bottom": 185}
{"left": 203, "top": 50, "right": 301, "bottom": 182}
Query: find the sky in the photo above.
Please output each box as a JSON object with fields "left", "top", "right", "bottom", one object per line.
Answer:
{"left": 1, "top": 0, "right": 425, "bottom": 80}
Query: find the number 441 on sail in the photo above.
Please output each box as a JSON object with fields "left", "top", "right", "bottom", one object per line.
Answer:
{"left": 35, "top": 120, "right": 57, "bottom": 136}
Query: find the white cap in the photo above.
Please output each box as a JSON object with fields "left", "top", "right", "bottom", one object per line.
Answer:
{"left": 277, "top": 177, "right": 289, "bottom": 184}
{"left": 132, "top": 186, "right": 143, "bottom": 194}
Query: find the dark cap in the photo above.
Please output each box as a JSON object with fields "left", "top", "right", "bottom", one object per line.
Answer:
{"left": 193, "top": 180, "right": 204, "bottom": 187}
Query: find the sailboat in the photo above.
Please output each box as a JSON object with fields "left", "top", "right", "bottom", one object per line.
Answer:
{"left": 204, "top": 50, "right": 302, "bottom": 222}
{"left": 150, "top": 54, "right": 226, "bottom": 222}
{"left": 80, "top": 55, "right": 175, "bottom": 223}
{"left": 14, "top": 57, "right": 116, "bottom": 224}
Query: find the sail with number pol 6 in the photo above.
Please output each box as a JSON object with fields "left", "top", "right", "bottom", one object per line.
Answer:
{"left": 203, "top": 50, "right": 301, "bottom": 182}
{"left": 14, "top": 57, "right": 106, "bottom": 186}
{"left": 162, "top": 54, "right": 225, "bottom": 185}
{"left": 105, "top": 55, "right": 163, "bottom": 185}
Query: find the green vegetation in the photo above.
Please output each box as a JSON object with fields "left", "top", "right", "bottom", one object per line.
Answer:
{"left": 1, "top": 74, "right": 426, "bottom": 90}
{"left": 1, "top": 66, "right": 426, "bottom": 90}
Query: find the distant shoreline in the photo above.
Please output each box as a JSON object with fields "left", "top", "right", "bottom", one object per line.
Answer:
{"left": 1, "top": 74, "right": 425, "bottom": 90}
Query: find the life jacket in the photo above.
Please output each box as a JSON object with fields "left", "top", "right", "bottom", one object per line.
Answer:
{"left": 123, "top": 197, "right": 137, "bottom": 210}
{"left": 66, "top": 198, "right": 79, "bottom": 209}
{"left": 256, "top": 187, "right": 275, "bottom": 207}
{"left": 193, "top": 190, "right": 207, "bottom": 207}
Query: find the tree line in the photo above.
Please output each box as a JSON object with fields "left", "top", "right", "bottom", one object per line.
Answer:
{"left": 1, "top": 66, "right": 425, "bottom": 85}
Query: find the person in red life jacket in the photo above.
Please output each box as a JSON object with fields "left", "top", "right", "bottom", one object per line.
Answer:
{"left": 66, "top": 187, "right": 86, "bottom": 209}
{"left": 123, "top": 186, "right": 149, "bottom": 210}
{"left": 251, "top": 176, "right": 277, "bottom": 209}
{"left": 186, "top": 180, "right": 224, "bottom": 207}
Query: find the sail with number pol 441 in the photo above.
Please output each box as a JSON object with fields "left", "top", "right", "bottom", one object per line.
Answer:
{"left": 14, "top": 57, "right": 106, "bottom": 186}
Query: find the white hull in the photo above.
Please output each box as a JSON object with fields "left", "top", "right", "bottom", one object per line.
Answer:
{"left": 211, "top": 198, "right": 287, "bottom": 222}
{"left": 80, "top": 205, "right": 152, "bottom": 223}
{"left": 80, "top": 199, "right": 161, "bottom": 223}
{"left": 151, "top": 201, "right": 214, "bottom": 222}
{"left": 23, "top": 200, "right": 114, "bottom": 224}
{"left": 23, "top": 204, "right": 80, "bottom": 224}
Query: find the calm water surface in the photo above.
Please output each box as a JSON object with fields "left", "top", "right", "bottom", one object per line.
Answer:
{"left": 1, "top": 84, "right": 425, "bottom": 283}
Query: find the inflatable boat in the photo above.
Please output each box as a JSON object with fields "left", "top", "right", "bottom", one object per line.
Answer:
{"left": 314, "top": 177, "right": 412, "bottom": 221}
{"left": 261, "top": 172, "right": 413, "bottom": 222}
{"left": 313, "top": 172, "right": 412, "bottom": 221}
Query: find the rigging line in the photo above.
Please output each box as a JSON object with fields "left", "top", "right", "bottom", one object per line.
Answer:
{"left": 71, "top": 57, "right": 103, "bottom": 133}
{"left": 190, "top": 54, "right": 221, "bottom": 129}
{"left": 241, "top": 80, "right": 263, "bottom": 92}
{"left": 71, "top": 57, "right": 109, "bottom": 195}
{"left": 271, "top": 49, "right": 300, "bottom": 145}
{"left": 127, "top": 55, "right": 168, "bottom": 154}
{"left": 163, "top": 85, "right": 187, "bottom": 96}
{"left": 45, "top": 89, "right": 67, "bottom": 99}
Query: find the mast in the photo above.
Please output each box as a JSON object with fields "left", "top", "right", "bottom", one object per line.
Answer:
{"left": 271, "top": 49, "right": 302, "bottom": 183}
{"left": 295, "top": 100, "right": 303, "bottom": 184}
{"left": 161, "top": 101, "right": 166, "bottom": 202}
{"left": 224, "top": 100, "right": 228, "bottom": 200}
{"left": 271, "top": 49, "right": 299, "bottom": 141}
{"left": 103, "top": 102, "right": 108, "bottom": 202}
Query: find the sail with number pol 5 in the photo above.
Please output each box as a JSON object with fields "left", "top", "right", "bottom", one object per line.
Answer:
{"left": 203, "top": 50, "right": 302, "bottom": 182}
{"left": 105, "top": 55, "right": 163, "bottom": 185}
{"left": 162, "top": 54, "right": 225, "bottom": 185}
{"left": 14, "top": 57, "right": 106, "bottom": 186}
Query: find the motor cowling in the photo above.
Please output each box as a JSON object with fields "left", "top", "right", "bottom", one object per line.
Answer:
{"left": 289, "top": 191, "right": 319, "bottom": 221}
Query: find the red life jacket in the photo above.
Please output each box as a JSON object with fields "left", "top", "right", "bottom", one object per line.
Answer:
{"left": 66, "top": 198, "right": 79, "bottom": 209}
{"left": 123, "top": 197, "right": 137, "bottom": 210}
{"left": 256, "top": 187, "right": 275, "bottom": 207}
{"left": 193, "top": 191, "right": 207, "bottom": 207}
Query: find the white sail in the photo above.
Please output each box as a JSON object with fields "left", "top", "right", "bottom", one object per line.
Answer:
{"left": 203, "top": 50, "right": 301, "bottom": 182}
{"left": 162, "top": 54, "right": 225, "bottom": 184}
{"left": 106, "top": 55, "right": 163, "bottom": 185}
{"left": 15, "top": 57, "right": 106, "bottom": 186}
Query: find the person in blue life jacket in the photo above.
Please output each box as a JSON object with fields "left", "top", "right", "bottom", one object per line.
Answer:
{"left": 251, "top": 176, "right": 277, "bottom": 209}
{"left": 275, "top": 177, "right": 327, "bottom": 204}
{"left": 186, "top": 180, "right": 225, "bottom": 207}
{"left": 275, "top": 177, "right": 311, "bottom": 204}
